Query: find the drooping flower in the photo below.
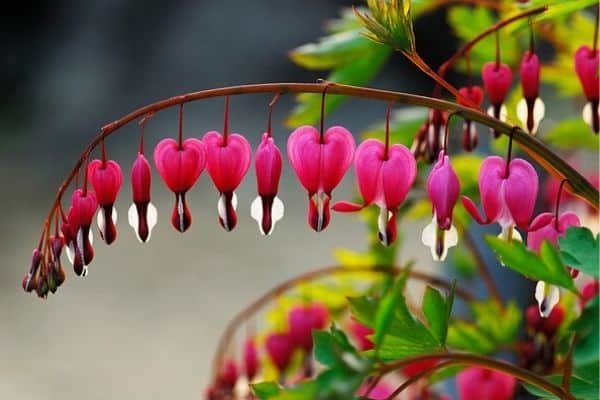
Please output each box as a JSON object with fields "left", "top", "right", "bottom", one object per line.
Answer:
{"left": 203, "top": 130, "right": 252, "bottom": 232}
{"left": 153, "top": 137, "right": 206, "bottom": 232}
{"left": 87, "top": 158, "right": 123, "bottom": 244}
{"left": 22, "top": 248, "right": 42, "bottom": 293}
{"left": 216, "top": 359, "right": 239, "bottom": 390}
{"left": 482, "top": 62, "right": 513, "bottom": 137}
{"left": 527, "top": 211, "right": 580, "bottom": 317}
{"left": 457, "top": 85, "right": 484, "bottom": 151}
{"left": 525, "top": 304, "right": 564, "bottom": 338}
{"left": 47, "top": 235, "right": 66, "bottom": 293}
{"left": 517, "top": 51, "right": 545, "bottom": 135}
{"left": 287, "top": 125, "right": 355, "bottom": 232}
{"left": 574, "top": 45, "right": 599, "bottom": 133}
{"left": 347, "top": 317, "right": 374, "bottom": 351}
{"left": 243, "top": 338, "right": 259, "bottom": 381}
{"left": 462, "top": 156, "right": 538, "bottom": 241}
{"left": 288, "top": 303, "right": 329, "bottom": 352}
{"left": 333, "top": 139, "right": 416, "bottom": 246}
{"left": 128, "top": 153, "right": 157, "bottom": 243}
{"left": 457, "top": 367, "right": 516, "bottom": 400}
{"left": 265, "top": 332, "right": 295, "bottom": 373}
{"left": 425, "top": 109, "right": 448, "bottom": 163}
{"left": 355, "top": 381, "right": 394, "bottom": 400}
{"left": 251, "top": 132, "right": 284, "bottom": 235}
{"left": 422, "top": 151, "right": 460, "bottom": 261}
{"left": 67, "top": 188, "right": 98, "bottom": 276}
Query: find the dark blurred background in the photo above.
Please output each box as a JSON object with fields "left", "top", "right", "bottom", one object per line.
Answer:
{"left": 0, "top": 2, "right": 497, "bottom": 399}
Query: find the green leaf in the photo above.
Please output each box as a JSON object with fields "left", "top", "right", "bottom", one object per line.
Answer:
{"left": 348, "top": 296, "right": 378, "bottom": 326}
{"left": 485, "top": 236, "right": 577, "bottom": 292}
{"left": 447, "top": 320, "right": 497, "bottom": 353}
{"left": 572, "top": 296, "right": 599, "bottom": 367}
{"left": 422, "top": 286, "right": 451, "bottom": 345}
{"left": 505, "top": 0, "right": 599, "bottom": 35}
{"left": 559, "top": 227, "right": 599, "bottom": 278}
{"left": 373, "top": 275, "right": 407, "bottom": 349}
{"left": 355, "top": 0, "right": 415, "bottom": 51}
{"left": 252, "top": 382, "right": 282, "bottom": 399}
{"left": 524, "top": 373, "right": 599, "bottom": 400}
{"left": 544, "top": 118, "right": 599, "bottom": 151}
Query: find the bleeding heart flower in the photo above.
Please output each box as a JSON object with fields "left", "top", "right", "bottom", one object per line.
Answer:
{"left": 68, "top": 189, "right": 98, "bottom": 276}
{"left": 22, "top": 248, "right": 42, "bottom": 293}
{"left": 457, "top": 85, "right": 484, "bottom": 151}
{"left": 333, "top": 139, "right": 416, "bottom": 246}
{"left": 88, "top": 159, "right": 123, "bottom": 244}
{"left": 425, "top": 109, "right": 448, "bottom": 163}
{"left": 347, "top": 317, "right": 374, "bottom": 351}
{"left": 574, "top": 45, "right": 599, "bottom": 133}
{"left": 203, "top": 131, "right": 252, "bottom": 231}
{"left": 47, "top": 235, "right": 66, "bottom": 293}
{"left": 265, "top": 332, "right": 294, "bottom": 373}
{"left": 528, "top": 211, "right": 580, "bottom": 317}
{"left": 243, "top": 338, "right": 259, "bottom": 381}
{"left": 128, "top": 153, "right": 157, "bottom": 243}
{"left": 153, "top": 138, "right": 206, "bottom": 232}
{"left": 526, "top": 304, "right": 564, "bottom": 338}
{"left": 217, "top": 359, "right": 239, "bottom": 390}
{"left": 517, "top": 51, "right": 545, "bottom": 135}
{"left": 482, "top": 62, "right": 512, "bottom": 137}
{"left": 580, "top": 280, "right": 599, "bottom": 307}
{"left": 462, "top": 156, "right": 538, "bottom": 241}
{"left": 457, "top": 367, "right": 516, "bottom": 400}
{"left": 251, "top": 133, "right": 284, "bottom": 235}
{"left": 287, "top": 125, "right": 355, "bottom": 232}
{"left": 422, "top": 152, "right": 460, "bottom": 261}
{"left": 288, "top": 303, "right": 329, "bottom": 351}
{"left": 355, "top": 381, "right": 394, "bottom": 400}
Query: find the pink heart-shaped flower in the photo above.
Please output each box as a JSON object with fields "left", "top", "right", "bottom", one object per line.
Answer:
{"left": 482, "top": 62, "right": 513, "bottom": 105}
{"left": 128, "top": 153, "right": 157, "bottom": 243}
{"left": 287, "top": 125, "right": 355, "bottom": 231}
{"left": 520, "top": 51, "right": 540, "bottom": 100}
{"left": 88, "top": 159, "right": 123, "bottom": 244}
{"left": 575, "top": 45, "right": 600, "bottom": 102}
{"left": 203, "top": 131, "right": 252, "bottom": 231}
{"left": 252, "top": 133, "right": 284, "bottom": 235}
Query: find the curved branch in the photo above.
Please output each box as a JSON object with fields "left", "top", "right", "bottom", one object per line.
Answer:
{"left": 39, "top": 81, "right": 599, "bottom": 246}
{"left": 377, "top": 352, "right": 575, "bottom": 400}
{"left": 211, "top": 264, "right": 474, "bottom": 377}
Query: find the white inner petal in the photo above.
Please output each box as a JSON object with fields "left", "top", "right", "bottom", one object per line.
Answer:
{"left": 178, "top": 195, "right": 185, "bottom": 231}
{"left": 377, "top": 207, "right": 391, "bottom": 245}
{"left": 516, "top": 98, "right": 528, "bottom": 130}
{"left": 128, "top": 203, "right": 138, "bottom": 232}
{"left": 217, "top": 194, "right": 227, "bottom": 223}
{"left": 582, "top": 102, "right": 598, "bottom": 128}
{"left": 535, "top": 281, "right": 560, "bottom": 318}
{"left": 421, "top": 216, "right": 459, "bottom": 262}
{"left": 250, "top": 196, "right": 264, "bottom": 234}
{"left": 97, "top": 210, "right": 105, "bottom": 237}
{"left": 272, "top": 196, "right": 284, "bottom": 224}
{"left": 66, "top": 243, "right": 74, "bottom": 265}
{"left": 147, "top": 202, "right": 157, "bottom": 241}
{"left": 532, "top": 98, "right": 545, "bottom": 134}
{"left": 421, "top": 216, "right": 438, "bottom": 260}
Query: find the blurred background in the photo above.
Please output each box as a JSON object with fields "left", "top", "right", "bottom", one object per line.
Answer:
{"left": 0, "top": 1, "right": 575, "bottom": 399}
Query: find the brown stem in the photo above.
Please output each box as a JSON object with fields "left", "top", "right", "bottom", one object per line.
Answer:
{"left": 37, "top": 81, "right": 599, "bottom": 262}
{"left": 378, "top": 352, "right": 576, "bottom": 400}
{"left": 211, "top": 264, "right": 474, "bottom": 378}
{"left": 561, "top": 334, "right": 576, "bottom": 392}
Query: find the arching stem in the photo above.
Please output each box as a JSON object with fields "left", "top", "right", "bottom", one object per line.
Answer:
{"left": 554, "top": 179, "right": 570, "bottom": 229}
{"left": 178, "top": 104, "right": 184, "bottom": 149}
{"left": 223, "top": 96, "right": 230, "bottom": 145}
{"left": 267, "top": 93, "right": 281, "bottom": 138}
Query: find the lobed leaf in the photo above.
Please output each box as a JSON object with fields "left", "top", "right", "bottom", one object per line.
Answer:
{"left": 559, "top": 227, "right": 599, "bottom": 278}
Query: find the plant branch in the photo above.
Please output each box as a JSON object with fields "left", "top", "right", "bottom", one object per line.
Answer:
{"left": 377, "top": 352, "right": 576, "bottom": 400}
{"left": 211, "top": 264, "right": 474, "bottom": 378}
{"left": 38, "top": 81, "right": 599, "bottom": 250}
{"left": 384, "top": 360, "right": 456, "bottom": 400}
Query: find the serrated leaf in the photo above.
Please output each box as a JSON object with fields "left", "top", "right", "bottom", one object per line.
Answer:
{"left": 559, "top": 227, "right": 599, "bottom": 278}
{"left": 373, "top": 275, "right": 407, "bottom": 348}
{"left": 447, "top": 320, "right": 497, "bottom": 353}
{"left": 355, "top": 0, "right": 415, "bottom": 51}
{"left": 485, "top": 236, "right": 577, "bottom": 292}
{"left": 544, "top": 118, "right": 599, "bottom": 151}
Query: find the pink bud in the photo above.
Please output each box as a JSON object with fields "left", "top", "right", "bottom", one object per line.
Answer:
{"left": 575, "top": 45, "right": 599, "bottom": 132}
{"left": 88, "top": 159, "right": 123, "bottom": 244}
{"left": 265, "top": 332, "right": 294, "bottom": 372}
{"left": 22, "top": 248, "right": 42, "bottom": 292}
{"left": 244, "top": 338, "right": 259, "bottom": 381}
{"left": 288, "top": 303, "right": 329, "bottom": 351}
{"left": 287, "top": 125, "right": 355, "bottom": 232}
{"left": 457, "top": 367, "right": 516, "bottom": 400}
{"left": 462, "top": 156, "right": 538, "bottom": 233}
{"left": 217, "top": 359, "right": 238, "bottom": 389}
{"left": 251, "top": 133, "right": 284, "bottom": 235}
{"left": 520, "top": 51, "right": 540, "bottom": 100}
{"left": 153, "top": 138, "right": 206, "bottom": 232}
{"left": 427, "top": 153, "right": 460, "bottom": 230}
{"left": 128, "top": 153, "right": 157, "bottom": 243}
{"left": 333, "top": 139, "right": 416, "bottom": 246}
{"left": 482, "top": 62, "right": 513, "bottom": 106}
{"left": 68, "top": 189, "right": 98, "bottom": 275}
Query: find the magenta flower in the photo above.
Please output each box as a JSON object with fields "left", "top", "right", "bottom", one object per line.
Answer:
{"left": 347, "top": 317, "right": 374, "bottom": 351}
{"left": 22, "top": 248, "right": 42, "bottom": 293}
{"left": 287, "top": 125, "right": 355, "bottom": 232}
{"left": 517, "top": 51, "right": 545, "bottom": 134}
{"left": 334, "top": 139, "right": 416, "bottom": 246}
{"left": 67, "top": 189, "right": 98, "bottom": 276}
{"left": 87, "top": 158, "right": 123, "bottom": 244}
{"left": 153, "top": 138, "right": 206, "bottom": 232}
{"left": 457, "top": 85, "right": 484, "bottom": 151}
{"left": 203, "top": 130, "right": 252, "bottom": 231}
{"left": 128, "top": 153, "right": 157, "bottom": 243}
{"left": 288, "top": 303, "right": 329, "bottom": 352}
{"left": 251, "top": 133, "right": 284, "bottom": 235}
{"left": 462, "top": 156, "right": 538, "bottom": 241}
{"left": 265, "top": 332, "right": 295, "bottom": 373}
{"left": 422, "top": 152, "right": 460, "bottom": 261}
{"left": 528, "top": 211, "right": 580, "bottom": 317}
{"left": 482, "top": 62, "right": 513, "bottom": 137}
{"left": 243, "top": 338, "right": 259, "bottom": 381}
{"left": 574, "top": 45, "right": 599, "bottom": 132}
{"left": 457, "top": 367, "right": 516, "bottom": 400}
{"left": 355, "top": 381, "right": 394, "bottom": 399}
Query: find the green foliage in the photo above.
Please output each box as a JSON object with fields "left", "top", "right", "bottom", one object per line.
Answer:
{"left": 451, "top": 245, "right": 477, "bottom": 279}
{"left": 572, "top": 296, "right": 599, "bottom": 367}
{"left": 485, "top": 237, "right": 577, "bottom": 292}
{"left": 559, "top": 227, "right": 599, "bottom": 278}
{"left": 423, "top": 285, "right": 455, "bottom": 346}
{"left": 447, "top": 300, "right": 521, "bottom": 354}
{"left": 373, "top": 273, "right": 409, "bottom": 349}
{"left": 447, "top": 6, "right": 518, "bottom": 71}
{"left": 505, "top": 0, "right": 598, "bottom": 34}
{"left": 524, "top": 372, "right": 599, "bottom": 400}
{"left": 544, "top": 118, "right": 599, "bottom": 151}
{"left": 355, "top": 0, "right": 415, "bottom": 51}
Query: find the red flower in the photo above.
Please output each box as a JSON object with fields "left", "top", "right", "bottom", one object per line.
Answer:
{"left": 457, "top": 86, "right": 483, "bottom": 151}
{"left": 482, "top": 62, "right": 512, "bottom": 137}
{"left": 244, "top": 338, "right": 259, "bottom": 381}
{"left": 153, "top": 138, "right": 206, "bottom": 232}
{"left": 265, "top": 332, "right": 295, "bottom": 373}
{"left": 574, "top": 45, "right": 599, "bottom": 132}
{"left": 288, "top": 303, "right": 329, "bottom": 351}
{"left": 517, "top": 51, "right": 545, "bottom": 134}
{"left": 128, "top": 153, "right": 157, "bottom": 243}
{"left": 67, "top": 189, "right": 98, "bottom": 276}
{"left": 457, "top": 367, "right": 516, "bottom": 400}
{"left": 88, "top": 159, "right": 123, "bottom": 244}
